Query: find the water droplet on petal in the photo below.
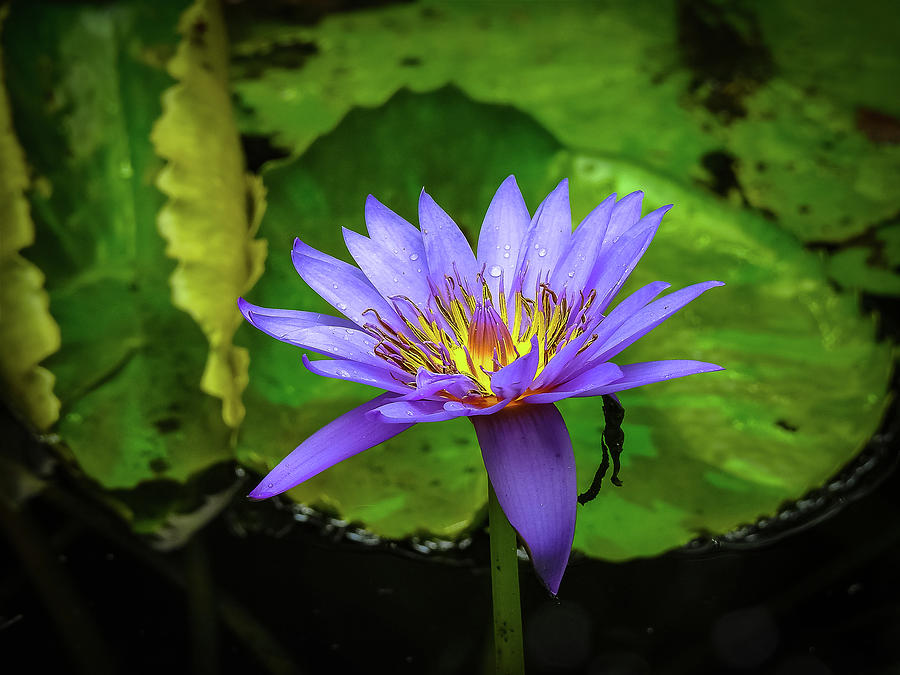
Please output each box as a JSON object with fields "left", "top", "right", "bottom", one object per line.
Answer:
{"left": 406, "top": 410, "right": 414, "bottom": 416}
{"left": 409, "top": 253, "right": 419, "bottom": 261}
{"left": 489, "top": 265, "right": 502, "bottom": 278}
{"left": 393, "top": 277, "right": 399, "bottom": 282}
{"left": 332, "top": 283, "right": 339, "bottom": 289}
{"left": 392, "top": 249, "right": 399, "bottom": 254}
{"left": 503, "top": 252, "right": 510, "bottom": 259}
{"left": 337, "top": 302, "right": 347, "bottom": 310}
{"left": 267, "top": 483, "right": 274, "bottom": 488}
{"left": 416, "top": 267, "right": 422, "bottom": 272}
{"left": 504, "top": 244, "right": 511, "bottom": 250}
{"left": 534, "top": 243, "right": 540, "bottom": 250}
{"left": 568, "top": 271, "right": 575, "bottom": 278}
{"left": 331, "top": 346, "right": 339, "bottom": 353}
{"left": 538, "top": 248, "right": 547, "bottom": 257}
{"left": 337, "top": 369, "right": 350, "bottom": 377}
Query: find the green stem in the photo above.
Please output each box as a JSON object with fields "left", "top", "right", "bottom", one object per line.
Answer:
{"left": 488, "top": 482, "right": 525, "bottom": 675}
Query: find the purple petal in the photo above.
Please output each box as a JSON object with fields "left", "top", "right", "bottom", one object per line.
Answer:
{"left": 399, "top": 369, "right": 478, "bottom": 401}
{"left": 471, "top": 404, "right": 576, "bottom": 595}
{"left": 476, "top": 175, "right": 531, "bottom": 299}
{"left": 588, "top": 225, "right": 659, "bottom": 313}
{"left": 534, "top": 281, "right": 672, "bottom": 386}
{"left": 549, "top": 193, "right": 616, "bottom": 293}
{"left": 238, "top": 298, "right": 358, "bottom": 332}
{"left": 523, "top": 362, "right": 623, "bottom": 404}
{"left": 249, "top": 318, "right": 397, "bottom": 371}
{"left": 515, "top": 179, "right": 571, "bottom": 294}
{"left": 291, "top": 239, "right": 405, "bottom": 329}
{"left": 577, "top": 360, "right": 724, "bottom": 397}
{"left": 370, "top": 397, "right": 508, "bottom": 423}
{"left": 490, "top": 336, "right": 540, "bottom": 400}
{"left": 364, "top": 195, "right": 424, "bottom": 255}
{"left": 302, "top": 355, "right": 412, "bottom": 394}
{"left": 602, "top": 191, "right": 644, "bottom": 245}
{"left": 342, "top": 227, "right": 432, "bottom": 310}
{"left": 591, "top": 281, "right": 725, "bottom": 362}
{"left": 419, "top": 190, "right": 478, "bottom": 283}
{"left": 248, "top": 393, "right": 415, "bottom": 499}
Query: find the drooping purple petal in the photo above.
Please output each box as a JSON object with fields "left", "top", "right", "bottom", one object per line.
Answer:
{"left": 476, "top": 175, "right": 531, "bottom": 299}
{"left": 471, "top": 404, "right": 576, "bottom": 595}
{"left": 369, "top": 397, "right": 508, "bottom": 423}
{"left": 490, "top": 336, "right": 540, "bottom": 400}
{"left": 238, "top": 298, "right": 358, "bottom": 332}
{"left": 302, "top": 355, "right": 412, "bottom": 394}
{"left": 549, "top": 193, "right": 616, "bottom": 293}
{"left": 576, "top": 360, "right": 724, "bottom": 397}
{"left": 291, "top": 239, "right": 405, "bottom": 329}
{"left": 523, "top": 362, "right": 623, "bottom": 404}
{"left": 248, "top": 393, "right": 415, "bottom": 499}
{"left": 419, "top": 190, "right": 478, "bottom": 284}
{"left": 590, "top": 280, "right": 725, "bottom": 362}
{"left": 515, "top": 179, "right": 571, "bottom": 294}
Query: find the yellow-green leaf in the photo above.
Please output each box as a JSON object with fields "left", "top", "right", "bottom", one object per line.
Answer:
{"left": 0, "top": 7, "right": 61, "bottom": 430}
{"left": 152, "top": 0, "right": 267, "bottom": 428}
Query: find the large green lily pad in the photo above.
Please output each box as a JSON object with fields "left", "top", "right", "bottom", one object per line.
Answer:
{"left": 228, "top": 0, "right": 900, "bottom": 248}
{"left": 237, "top": 88, "right": 892, "bottom": 559}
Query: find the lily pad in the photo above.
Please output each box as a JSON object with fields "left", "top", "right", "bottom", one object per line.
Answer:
{"left": 2, "top": 0, "right": 233, "bottom": 488}
{"left": 228, "top": 0, "right": 900, "bottom": 244}
{"left": 237, "top": 88, "right": 892, "bottom": 558}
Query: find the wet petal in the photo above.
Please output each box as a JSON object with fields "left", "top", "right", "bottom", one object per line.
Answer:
{"left": 476, "top": 175, "right": 530, "bottom": 299}
{"left": 588, "top": 226, "right": 659, "bottom": 313}
{"left": 577, "top": 360, "right": 724, "bottom": 397}
{"left": 389, "top": 369, "right": 477, "bottom": 401}
{"left": 248, "top": 393, "right": 415, "bottom": 499}
{"left": 302, "top": 355, "right": 412, "bottom": 394}
{"left": 550, "top": 192, "right": 616, "bottom": 293}
{"left": 419, "top": 190, "right": 478, "bottom": 283}
{"left": 591, "top": 281, "right": 725, "bottom": 362}
{"left": 515, "top": 179, "right": 571, "bottom": 294}
{"left": 370, "top": 397, "right": 508, "bottom": 423}
{"left": 524, "top": 362, "right": 623, "bottom": 404}
{"left": 535, "top": 281, "right": 672, "bottom": 386}
{"left": 291, "top": 239, "right": 404, "bottom": 329}
{"left": 238, "top": 298, "right": 358, "bottom": 332}
{"left": 471, "top": 404, "right": 576, "bottom": 595}
{"left": 602, "top": 191, "right": 644, "bottom": 245}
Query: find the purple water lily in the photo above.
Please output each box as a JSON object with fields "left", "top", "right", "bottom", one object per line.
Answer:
{"left": 240, "top": 176, "right": 723, "bottom": 594}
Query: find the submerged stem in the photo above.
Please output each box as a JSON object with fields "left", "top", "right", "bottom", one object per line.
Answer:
{"left": 488, "top": 482, "right": 525, "bottom": 675}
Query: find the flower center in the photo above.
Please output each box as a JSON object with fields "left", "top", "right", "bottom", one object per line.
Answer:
{"left": 363, "top": 269, "right": 598, "bottom": 396}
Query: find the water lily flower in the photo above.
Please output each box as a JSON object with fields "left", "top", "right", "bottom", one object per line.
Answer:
{"left": 240, "top": 176, "right": 723, "bottom": 594}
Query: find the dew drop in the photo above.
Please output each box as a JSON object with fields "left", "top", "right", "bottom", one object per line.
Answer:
{"left": 406, "top": 410, "right": 414, "bottom": 416}
{"left": 503, "top": 252, "right": 510, "bottom": 259}
{"left": 409, "top": 253, "right": 419, "bottom": 261}
{"left": 337, "top": 302, "right": 348, "bottom": 310}
{"left": 393, "top": 277, "right": 399, "bottom": 282}
{"left": 504, "top": 244, "right": 511, "bottom": 250}
{"left": 332, "top": 283, "right": 339, "bottom": 289}
{"left": 538, "top": 248, "right": 547, "bottom": 257}
{"left": 568, "top": 271, "right": 575, "bottom": 278}
{"left": 489, "top": 265, "right": 502, "bottom": 278}
{"left": 416, "top": 267, "right": 422, "bottom": 272}
{"left": 267, "top": 483, "right": 274, "bottom": 488}
{"left": 331, "top": 346, "right": 339, "bottom": 353}
{"left": 534, "top": 243, "right": 540, "bottom": 250}
{"left": 337, "top": 369, "right": 350, "bottom": 377}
